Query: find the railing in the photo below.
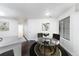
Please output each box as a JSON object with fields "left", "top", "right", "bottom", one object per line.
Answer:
{"left": 23, "top": 35, "right": 28, "bottom": 42}
{"left": 23, "top": 32, "right": 31, "bottom": 42}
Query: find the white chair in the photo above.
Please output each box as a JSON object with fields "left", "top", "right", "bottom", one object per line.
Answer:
{"left": 52, "top": 34, "right": 60, "bottom": 45}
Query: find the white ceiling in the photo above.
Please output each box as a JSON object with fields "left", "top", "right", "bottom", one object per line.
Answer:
{"left": 0, "top": 3, "right": 74, "bottom": 19}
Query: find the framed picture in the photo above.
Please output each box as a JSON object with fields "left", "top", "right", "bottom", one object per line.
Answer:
{"left": 0, "top": 22, "right": 9, "bottom": 31}
{"left": 42, "top": 23, "right": 50, "bottom": 31}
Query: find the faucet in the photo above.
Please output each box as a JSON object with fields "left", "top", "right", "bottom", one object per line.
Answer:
{"left": 0, "top": 37, "right": 3, "bottom": 41}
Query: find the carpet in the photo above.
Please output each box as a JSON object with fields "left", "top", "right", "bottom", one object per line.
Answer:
{"left": 30, "top": 42, "right": 62, "bottom": 56}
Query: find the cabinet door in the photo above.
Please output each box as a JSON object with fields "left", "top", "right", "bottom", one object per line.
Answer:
{"left": 0, "top": 50, "right": 14, "bottom": 56}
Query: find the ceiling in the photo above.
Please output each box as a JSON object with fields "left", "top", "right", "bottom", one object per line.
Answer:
{"left": 0, "top": 3, "right": 74, "bottom": 19}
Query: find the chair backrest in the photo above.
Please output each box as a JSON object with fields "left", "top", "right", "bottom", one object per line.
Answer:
{"left": 37, "top": 33, "right": 43, "bottom": 38}
{"left": 53, "top": 34, "right": 60, "bottom": 40}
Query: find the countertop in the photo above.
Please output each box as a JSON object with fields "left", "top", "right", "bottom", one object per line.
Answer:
{"left": 0, "top": 36, "right": 26, "bottom": 48}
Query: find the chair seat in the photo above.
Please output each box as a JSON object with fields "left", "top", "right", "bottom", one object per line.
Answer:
{"left": 51, "top": 39, "right": 60, "bottom": 45}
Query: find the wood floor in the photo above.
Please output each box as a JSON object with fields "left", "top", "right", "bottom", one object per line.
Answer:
{"left": 22, "top": 40, "right": 36, "bottom": 56}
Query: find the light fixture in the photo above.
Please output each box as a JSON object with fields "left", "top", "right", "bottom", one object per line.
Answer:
{"left": 45, "top": 10, "right": 51, "bottom": 17}
{"left": 0, "top": 11, "right": 5, "bottom": 16}
{"left": 45, "top": 12, "right": 50, "bottom": 16}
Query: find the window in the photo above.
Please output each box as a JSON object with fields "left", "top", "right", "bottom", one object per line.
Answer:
{"left": 59, "top": 16, "right": 70, "bottom": 40}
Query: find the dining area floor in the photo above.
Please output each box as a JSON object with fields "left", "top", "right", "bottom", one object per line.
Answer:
{"left": 22, "top": 40, "right": 71, "bottom": 56}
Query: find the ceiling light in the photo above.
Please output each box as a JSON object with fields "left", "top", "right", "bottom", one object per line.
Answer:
{"left": 0, "top": 11, "right": 5, "bottom": 16}
{"left": 45, "top": 11, "right": 51, "bottom": 17}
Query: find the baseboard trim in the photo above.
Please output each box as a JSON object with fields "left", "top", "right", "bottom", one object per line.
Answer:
{"left": 59, "top": 45, "right": 72, "bottom": 56}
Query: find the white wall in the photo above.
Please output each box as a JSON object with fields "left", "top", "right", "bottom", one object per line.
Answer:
{"left": 58, "top": 6, "right": 79, "bottom": 55}
{"left": 58, "top": 7, "right": 75, "bottom": 55}
{"left": 24, "top": 18, "right": 59, "bottom": 41}
{"left": 0, "top": 18, "right": 18, "bottom": 37}
{"left": 70, "top": 12, "right": 79, "bottom": 55}
{"left": 0, "top": 6, "right": 23, "bottom": 56}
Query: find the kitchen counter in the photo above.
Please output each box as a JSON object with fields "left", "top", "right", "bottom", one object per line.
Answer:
{"left": 0, "top": 36, "right": 26, "bottom": 56}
